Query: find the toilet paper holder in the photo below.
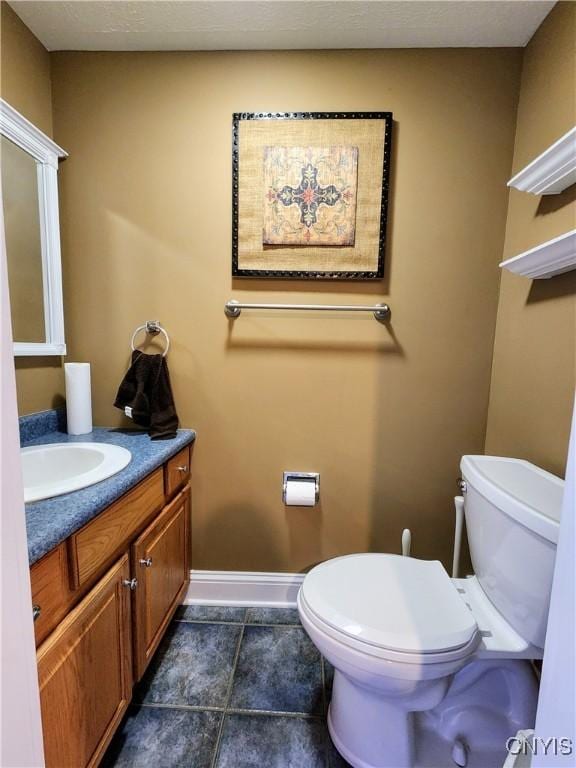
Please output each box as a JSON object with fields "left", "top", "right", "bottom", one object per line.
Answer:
{"left": 282, "top": 472, "right": 320, "bottom": 504}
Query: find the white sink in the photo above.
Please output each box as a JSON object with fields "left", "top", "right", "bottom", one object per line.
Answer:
{"left": 21, "top": 443, "right": 132, "bottom": 503}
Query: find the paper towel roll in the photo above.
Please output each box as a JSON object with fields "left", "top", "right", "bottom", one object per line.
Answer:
{"left": 65, "top": 363, "right": 93, "bottom": 435}
{"left": 284, "top": 480, "right": 316, "bottom": 506}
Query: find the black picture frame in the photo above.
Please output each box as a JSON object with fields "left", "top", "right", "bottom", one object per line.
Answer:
{"left": 232, "top": 111, "right": 393, "bottom": 280}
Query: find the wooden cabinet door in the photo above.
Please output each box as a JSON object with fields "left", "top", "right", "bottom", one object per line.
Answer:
{"left": 36, "top": 555, "right": 132, "bottom": 768}
{"left": 132, "top": 485, "right": 190, "bottom": 680}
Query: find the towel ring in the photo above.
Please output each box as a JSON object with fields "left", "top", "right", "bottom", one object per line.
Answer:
{"left": 131, "top": 321, "right": 170, "bottom": 357}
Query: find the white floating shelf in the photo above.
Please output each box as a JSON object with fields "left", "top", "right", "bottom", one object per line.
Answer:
{"left": 500, "top": 229, "right": 576, "bottom": 279}
{"left": 508, "top": 126, "right": 576, "bottom": 195}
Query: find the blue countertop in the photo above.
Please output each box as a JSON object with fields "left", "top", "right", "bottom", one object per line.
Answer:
{"left": 22, "top": 418, "right": 196, "bottom": 566}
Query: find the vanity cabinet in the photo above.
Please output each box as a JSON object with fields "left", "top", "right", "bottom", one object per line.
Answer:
{"left": 30, "top": 446, "right": 192, "bottom": 768}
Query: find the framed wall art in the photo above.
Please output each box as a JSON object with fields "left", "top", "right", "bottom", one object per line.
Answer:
{"left": 232, "top": 111, "right": 393, "bottom": 281}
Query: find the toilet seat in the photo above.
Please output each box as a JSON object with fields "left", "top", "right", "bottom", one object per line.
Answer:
{"left": 300, "top": 554, "right": 480, "bottom": 665}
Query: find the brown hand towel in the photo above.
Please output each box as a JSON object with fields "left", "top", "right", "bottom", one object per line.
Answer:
{"left": 114, "top": 351, "right": 179, "bottom": 440}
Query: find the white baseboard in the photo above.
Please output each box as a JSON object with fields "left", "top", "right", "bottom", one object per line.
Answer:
{"left": 184, "top": 569, "right": 305, "bottom": 608}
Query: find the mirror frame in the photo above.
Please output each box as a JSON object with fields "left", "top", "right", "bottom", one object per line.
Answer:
{"left": 0, "top": 99, "right": 68, "bottom": 356}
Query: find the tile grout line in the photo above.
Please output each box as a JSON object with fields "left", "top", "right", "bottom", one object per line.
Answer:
{"left": 136, "top": 701, "right": 324, "bottom": 721}
{"left": 174, "top": 619, "right": 245, "bottom": 626}
{"left": 175, "top": 618, "right": 301, "bottom": 628}
{"left": 226, "top": 707, "right": 324, "bottom": 720}
{"left": 209, "top": 609, "right": 248, "bottom": 768}
{"left": 138, "top": 701, "right": 225, "bottom": 714}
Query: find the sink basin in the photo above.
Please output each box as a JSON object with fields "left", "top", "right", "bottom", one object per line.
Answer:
{"left": 21, "top": 443, "right": 132, "bottom": 502}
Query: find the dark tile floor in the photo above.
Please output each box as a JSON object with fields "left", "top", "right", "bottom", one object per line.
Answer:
{"left": 102, "top": 605, "right": 349, "bottom": 768}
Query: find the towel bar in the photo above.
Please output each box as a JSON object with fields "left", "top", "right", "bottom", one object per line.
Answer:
{"left": 224, "top": 300, "right": 391, "bottom": 323}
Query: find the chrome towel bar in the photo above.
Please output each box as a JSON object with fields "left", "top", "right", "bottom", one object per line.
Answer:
{"left": 224, "top": 300, "right": 391, "bottom": 323}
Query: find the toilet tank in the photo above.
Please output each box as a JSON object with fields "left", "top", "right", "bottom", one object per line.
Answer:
{"left": 460, "top": 456, "right": 563, "bottom": 650}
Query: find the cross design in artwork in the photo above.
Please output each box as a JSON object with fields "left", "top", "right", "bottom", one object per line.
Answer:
{"left": 263, "top": 146, "right": 358, "bottom": 246}
{"left": 276, "top": 163, "right": 342, "bottom": 228}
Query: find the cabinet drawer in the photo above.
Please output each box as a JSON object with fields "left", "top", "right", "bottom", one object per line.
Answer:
{"left": 30, "top": 543, "right": 75, "bottom": 646}
{"left": 165, "top": 446, "right": 190, "bottom": 498}
{"left": 69, "top": 469, "right": 164, "bottom": 588}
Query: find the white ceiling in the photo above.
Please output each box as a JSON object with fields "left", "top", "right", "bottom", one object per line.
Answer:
{"left": 9, "top": 1, "right": 556, "bottom": 52}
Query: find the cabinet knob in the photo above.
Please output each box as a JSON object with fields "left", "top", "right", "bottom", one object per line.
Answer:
{"left": 123, "top": 578, "right": 138, "bottom": 590}
{"left": 33, "top": 604, "right": 41, "bottom": 621}
{"left": 177, "top": 465, "right": 188, "bottom": 473}
{"left": 139, "top": 557, "right": 153, "bottom": 568}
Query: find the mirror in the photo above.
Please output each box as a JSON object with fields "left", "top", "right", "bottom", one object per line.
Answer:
{"left": 0, "top": 99, "right": 67, "bottom": 355}
{"left": 2, "top": 136, "right": 45, "bottom": 342}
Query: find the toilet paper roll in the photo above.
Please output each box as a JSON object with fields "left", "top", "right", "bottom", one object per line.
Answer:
{"left": 285, "top": 480, "right": 316, "bottom": 507}
{"left": 65, "top": 363, "right": 93, "bottom": 435}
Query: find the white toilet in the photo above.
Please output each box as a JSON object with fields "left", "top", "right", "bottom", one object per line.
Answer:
{"left": 298, "top": 455, "right": 564, "bottom": 768}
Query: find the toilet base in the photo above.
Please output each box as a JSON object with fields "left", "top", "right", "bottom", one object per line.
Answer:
{"left": 329, "top": 699, "right": 415, "bottom": 768}
{"left": 328, "top": 706, "right": 381, "bottom": 768}
{"left": 329, "top": 707, "right": 520, "bottom": 768}
{"left": 328, "top": 670, "right": 421, "bottom": 768}
{"left": 327, "top": 661, "right": 538, "bottom": 768}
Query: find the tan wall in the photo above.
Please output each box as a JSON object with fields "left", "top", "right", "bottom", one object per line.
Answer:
{"left": 0, "top": 1, "right": 65, "bottom": 415}
{"left": 50, "top": 48, "right": 521, "bottom": 572}
{"left": 485, "top": 2, "right": 576, "bottom": 477}
{"left": 0, "top": 2, "right": 52, "bottom": 135}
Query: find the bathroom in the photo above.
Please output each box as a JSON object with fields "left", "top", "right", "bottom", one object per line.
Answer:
{"left": 1, "top": 1, "right": 575, "bottom": 766}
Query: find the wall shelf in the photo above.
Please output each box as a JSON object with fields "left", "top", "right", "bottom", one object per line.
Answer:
{"left": 500, "top": 229, "right": 576, "bottom": 279}
{"left": 507, "top": 126, "right": 576, "bottom": 195}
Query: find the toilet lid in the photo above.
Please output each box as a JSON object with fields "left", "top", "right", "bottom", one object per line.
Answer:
{"left": 301, "top": 554, "right": 478, "bottom": 654}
